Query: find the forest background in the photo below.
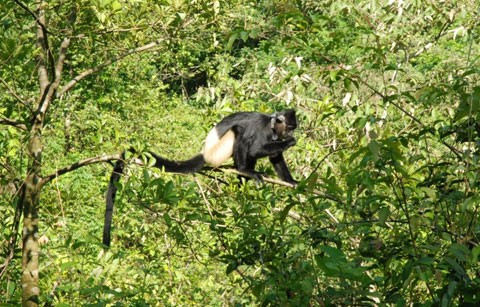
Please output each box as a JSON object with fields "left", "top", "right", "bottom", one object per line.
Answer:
{"left": 1, "top": 0, "right": 479, "bottom": 306}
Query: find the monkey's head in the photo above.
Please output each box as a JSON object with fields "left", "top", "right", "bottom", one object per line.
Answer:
{"left": 272, "top": 109, "right": 297, "bottom": 139}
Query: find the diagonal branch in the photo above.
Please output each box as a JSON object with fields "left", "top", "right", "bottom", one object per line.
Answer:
{"left": 57, "top": 40, "right": 164, "bottom": 97}
{"left": 0, "top": 77, "right": 28, "bottom": 106}
{"left": 0, "top": 118, "right": 27, "bottom": 130}
{"left": 54, "top": 38, "right": 70, "bottom": 87}
{"left": 41, "top": 153, "right": 122, "bottom": 186}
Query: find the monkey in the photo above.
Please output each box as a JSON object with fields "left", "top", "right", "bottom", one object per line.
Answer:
{"left": 103, "top": 109, "right": 298, "bottom": 246}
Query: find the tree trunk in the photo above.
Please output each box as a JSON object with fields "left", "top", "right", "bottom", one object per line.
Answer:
{"left": 21, "top": 127, "right": 43, "bottom": 306}
{"left": 20, "top": 175, "right": 41, "bottom": 306}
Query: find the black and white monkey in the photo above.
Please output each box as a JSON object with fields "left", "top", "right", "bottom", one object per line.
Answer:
{"left": 103, "top": 109, "right": 298, "bottom": 246}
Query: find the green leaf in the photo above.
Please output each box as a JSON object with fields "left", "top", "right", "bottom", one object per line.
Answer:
{"left": 279, "top": 203, "right": 296, "bottom": 224}
{"left": 227, "top": 32, "right": 239, "bottom": 50}
{"left": 420, "top": 187, "right": 437, "bottom": 201}
{"left": 448, "top": 243, "right": 469, "bottom": 262}
{"left": 61, "top": 261, "right": 76, "bottom": 270}
{"left": 301, "top": 279, "right": 313, "bottom": 293}
{"left": 460, "top": 195, "right": 480, "bottom": 212}
{"left": 378, "top": 207, "right": 390, "bottom": 226}
{"left": 319, "top": 245, "right": 345, "bottom": 260}
{"left": 142, "top": 169, "right": 150, "bottom": 184}
{"left": 226, "top": 261, "right": 238, "bottom": 274}
{"left": 307, "top": 172, "right": 318, "bottom": 191}
{"left": 471, "top": 246, "right": 480, "bottom": 264}
{"left": 368, "top": 141, "right": 380, "bottom": 161}
{"left": 240, "top": 30, "right": 249, "bottom": 42}
{"left": 111, "top": 0, "right": 122, "bottom": 11}
{"left": 177, "top": 12, "right": 186, "bottom": 20}
{"left": 163, "top": 213, "right": 172, "bottom": 227}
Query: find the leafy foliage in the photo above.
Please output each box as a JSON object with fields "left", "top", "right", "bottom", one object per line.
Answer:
{"left": 1, "top": 0, "right": 480, "bottom": 305}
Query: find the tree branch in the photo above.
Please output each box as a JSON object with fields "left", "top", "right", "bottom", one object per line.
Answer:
{"left": 57, "top": 40, "right": 164, "bottom": 97}
{"left": 42, "top": 151, "right": 339, "bottom": 224}
{"left": 54, "top": 38, "right": 70, "bottom": 87}
{"left": 36, "top": 37, "right": 71, "bottom": 118}
{"left": 41, "top": 153, "right": 122, "bottom": 186}
{"left": 0, "top": 77, "right": 28, "bottom": 106}
{"left": 0, "top": 118, "right": 27, "bottom": 130}
{"left": 14, "top": 0, "right": 52, "bottom": 36}
{"left": 25, "top": 1, "right": 52, "bottom": 93}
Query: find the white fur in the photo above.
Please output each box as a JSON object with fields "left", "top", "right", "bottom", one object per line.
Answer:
{"left": 202, "top": 128, "right": 234, "bottom": 167}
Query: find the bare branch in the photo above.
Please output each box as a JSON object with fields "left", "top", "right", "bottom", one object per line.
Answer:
{"left": 54, "top": 38, "right": 71, "bottom": 87}
{"left": 0, "top": 118, "right": 27, "bottom": 130}
{"left": 41, "top": 153, "right": 122, "bottom": 186}
{"left": 57, "top": 40, "right": 164, "bottom": 97}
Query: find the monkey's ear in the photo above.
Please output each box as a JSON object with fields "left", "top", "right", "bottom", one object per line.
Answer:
{"left": 285, "top": 109, "right": 296, "bottom": 118}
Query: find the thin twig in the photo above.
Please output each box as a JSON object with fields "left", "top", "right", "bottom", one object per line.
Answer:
{"left": 194, "top": 177, "right": 215, "bottom": 219}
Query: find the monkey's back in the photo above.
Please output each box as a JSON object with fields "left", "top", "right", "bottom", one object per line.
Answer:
{"left": 202, "top": 112, "right": 271, "bottom": 167}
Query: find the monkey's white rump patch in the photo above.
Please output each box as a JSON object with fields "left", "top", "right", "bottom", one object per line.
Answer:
{"left": 202, "top": 128, "right": 234, "bottom": 167}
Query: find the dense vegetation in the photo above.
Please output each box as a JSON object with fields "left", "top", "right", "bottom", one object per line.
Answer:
{"left": 1, "top": 0, "right": 479, "bottom": 305}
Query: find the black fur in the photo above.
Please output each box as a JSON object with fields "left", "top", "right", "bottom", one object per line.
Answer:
{"left": 228, "top": 111, "right": 297, "bottom": 182}
{"left": 103, "top": 109, "right": 297, "bottom": 246}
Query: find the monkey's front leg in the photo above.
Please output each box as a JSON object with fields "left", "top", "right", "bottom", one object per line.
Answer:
{"left": 258, "top": 137, "right": 296, "bottom": 156}
{"left": 232, "top": 138, "right": 264, "bottom": 183}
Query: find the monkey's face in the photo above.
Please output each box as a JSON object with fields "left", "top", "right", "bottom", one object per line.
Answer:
{"left": 274, "top": 110, "right": 297, "bottom": 139}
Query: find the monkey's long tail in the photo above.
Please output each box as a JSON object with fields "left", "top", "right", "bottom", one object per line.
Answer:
{"left": 103, "top": 156, "right": 126, "bottom": 247}
{"left": 103, "top": 151, "right": 205, "bottom": 246}
{"left": 149, "top": 152, "right": 205, "bottom": 173}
